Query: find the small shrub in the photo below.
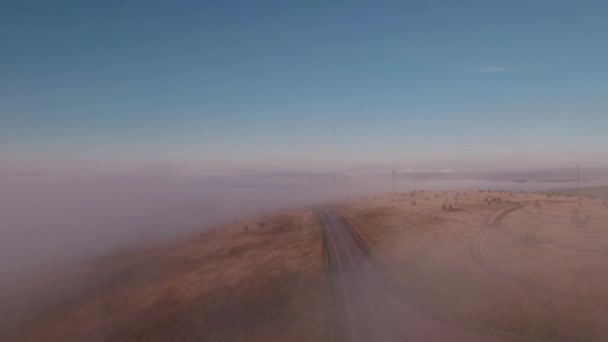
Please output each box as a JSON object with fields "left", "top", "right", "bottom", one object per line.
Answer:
{"left": 583, "top": 215, "right": 592, "bottom": 225}
{"left": 244, "top": 225, "right": 249, "bottom": 231}
{"left": 101, "top": 299, "right": 111, "bottom": 316}
{"left": 411, "top": 201, "right": 417, "bottom": 206}
{"left": 517, "top": 232, "right": 542, "bottom": 246}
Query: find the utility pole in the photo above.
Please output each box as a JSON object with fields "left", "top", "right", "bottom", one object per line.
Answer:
{"left": 577, "top": 162, "right": 581, "bottom": 189}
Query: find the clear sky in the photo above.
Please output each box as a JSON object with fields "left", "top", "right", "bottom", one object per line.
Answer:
{"left": 2, "top": 0, "right": 607, "bottom": 171}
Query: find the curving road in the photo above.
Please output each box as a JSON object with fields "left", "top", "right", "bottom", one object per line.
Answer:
{"left": 318, "top": 209, "right": 502, "bottom": 342}
{"left": 471, "top": 203, "right": 524, "bottom": 275}
{"left": 471, "top": 202, "right": 607, "bottom": 304}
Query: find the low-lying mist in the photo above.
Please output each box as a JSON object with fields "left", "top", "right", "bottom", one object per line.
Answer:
{"left": 1, "top": 165, "right": 606, "bottom": 283}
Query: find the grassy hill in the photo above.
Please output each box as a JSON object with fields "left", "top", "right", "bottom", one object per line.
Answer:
{"left": 0, "top": 210, "right": 330, "bottom": 342}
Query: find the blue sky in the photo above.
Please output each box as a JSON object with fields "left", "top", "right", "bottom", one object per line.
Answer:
{"left": 2, "top": 0, "right": 607, "bottom": 170}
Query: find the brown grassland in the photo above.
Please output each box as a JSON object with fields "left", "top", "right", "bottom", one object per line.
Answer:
{"left": 3, "top": 188, "right": 608, "bottom": 341}
{"left": 547, "top": 185, "right": 608, "bottom": 200}
{"left": 0, "top": 210, "right": 331, "bottom": 341}
{"left": 336, "top": 189, "right": 608, "bottom": 341}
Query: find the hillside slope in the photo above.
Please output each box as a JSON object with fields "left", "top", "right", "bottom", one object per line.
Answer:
{"left": 1, "top": 210, "right": 330, "bottom": 341}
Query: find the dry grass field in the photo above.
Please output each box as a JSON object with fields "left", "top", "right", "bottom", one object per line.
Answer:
{"left": 547, "top": 186, "right": 608, "bottom": 200}
{"left": 4, "top": 188, "right": 608, "bottom": 341}
{"left": 336, "top": 189, "right": 608, "bottom": 341}
{"left": 0, "top": 210, "right": 330, "bottom": 342}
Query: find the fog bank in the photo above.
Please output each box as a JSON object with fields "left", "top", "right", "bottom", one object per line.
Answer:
{"left": 1, "top": 166, "right": 607, "bottom": 281}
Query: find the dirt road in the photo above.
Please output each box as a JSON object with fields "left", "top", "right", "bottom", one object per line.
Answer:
{"left": 471, "top": 203, "right": 524, "bottom": 275}
{"left": 471, "top": 202, "right": 606, "bottom": 304}
{"left": 318, "top": 209, "right": 502, "bottom": 342}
